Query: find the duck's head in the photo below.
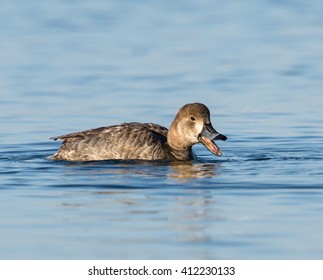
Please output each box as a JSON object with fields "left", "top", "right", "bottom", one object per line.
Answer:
{"left": 168, "top": 103, "right": 227, "bottom": 156}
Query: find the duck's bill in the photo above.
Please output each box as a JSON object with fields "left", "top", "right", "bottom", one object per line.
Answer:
{"left": 198, "top": 123, "right": 227, "bottom": 156}
{"left": 199, "top": 136, "right": 223, "bottom": 156}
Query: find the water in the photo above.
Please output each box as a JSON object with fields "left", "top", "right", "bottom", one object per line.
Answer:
{"left": 1, "top": 0, "right": 323, "bottom": 259}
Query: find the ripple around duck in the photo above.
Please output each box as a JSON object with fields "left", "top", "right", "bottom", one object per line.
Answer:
{"left": 242, "top": 153, "right": 323, "bottom": 162}
{"left": 1, "top": 141, "right": 322, "bottom": 192}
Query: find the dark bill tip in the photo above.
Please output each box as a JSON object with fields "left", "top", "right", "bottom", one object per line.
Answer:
{"left": 214, "top": 133, "right": 227, "bottom": 141}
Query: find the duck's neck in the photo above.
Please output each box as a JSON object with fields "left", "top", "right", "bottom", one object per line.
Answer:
{"left": 167, "top": 121, "right": 191, "bottom": 151}
{"left": 168, "top": 145, "right": 194, "bottom": 161}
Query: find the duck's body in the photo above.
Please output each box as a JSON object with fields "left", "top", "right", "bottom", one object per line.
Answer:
{"left": 50, "top": 122, "right": 193, "bottom": 161}
{"left": 50, "top": 103, "right": 227, "bottom": 161}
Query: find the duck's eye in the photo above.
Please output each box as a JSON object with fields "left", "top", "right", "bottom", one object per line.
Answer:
{"left": 190, "top": 115, "right": 196, "bottom": 122}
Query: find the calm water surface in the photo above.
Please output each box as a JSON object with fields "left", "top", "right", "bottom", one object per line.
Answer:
{"left": 0, "top": 0, "right": 323, "bottom": 259}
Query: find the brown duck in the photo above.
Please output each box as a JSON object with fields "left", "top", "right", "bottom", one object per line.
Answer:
{"left": 49, "top": 103, "right": 227, "bottom": 161}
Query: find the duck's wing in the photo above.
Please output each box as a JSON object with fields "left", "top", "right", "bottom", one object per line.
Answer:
{"left": 51, "top": 123, "right": 168, "bottom": 142}
{"left": 50, "top": 126, "right": 114, "bottom": 142}
{"left": 50, "top": 122, "right": 169, "bottom": 161}
{"left": 142, "top": 123, "right": 168, "bottom": 138}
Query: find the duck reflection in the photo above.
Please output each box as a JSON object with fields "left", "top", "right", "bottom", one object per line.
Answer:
{"left": 61, "top": 159, "right": 221, "bottom": 180}
{"left": 168, "top": 191, "right": 225, "bottom": 246}
{"left": 168, "top": 161, "right": 219, "bottom": 180}
{"left": 91, "top": 185, "right": 225, "bottom": 258}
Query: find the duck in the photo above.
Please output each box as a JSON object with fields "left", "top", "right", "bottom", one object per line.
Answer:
{"left": 49, "top": 103, "right": 227, "bottom": 161}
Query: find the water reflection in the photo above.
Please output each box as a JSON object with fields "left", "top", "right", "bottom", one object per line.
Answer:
{"left": 58, "top": 160, "right": 221, "bottom": 180}
{"left": 169, "top": 162, "right": 220, "bottom": 180}
{"left": 91, "top": 186, "right": 224, "bottom": 250}
{"left": 169, "top": 190, "right": 224, "bottom": 244}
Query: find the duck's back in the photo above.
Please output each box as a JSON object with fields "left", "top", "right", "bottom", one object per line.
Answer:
{"left": 50, "top": 122, "right": 170, "bottom": 161}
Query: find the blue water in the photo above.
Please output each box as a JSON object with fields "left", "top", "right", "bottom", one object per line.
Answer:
{"left": 1, "top": 0, "right": 323, "bottom": 259}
